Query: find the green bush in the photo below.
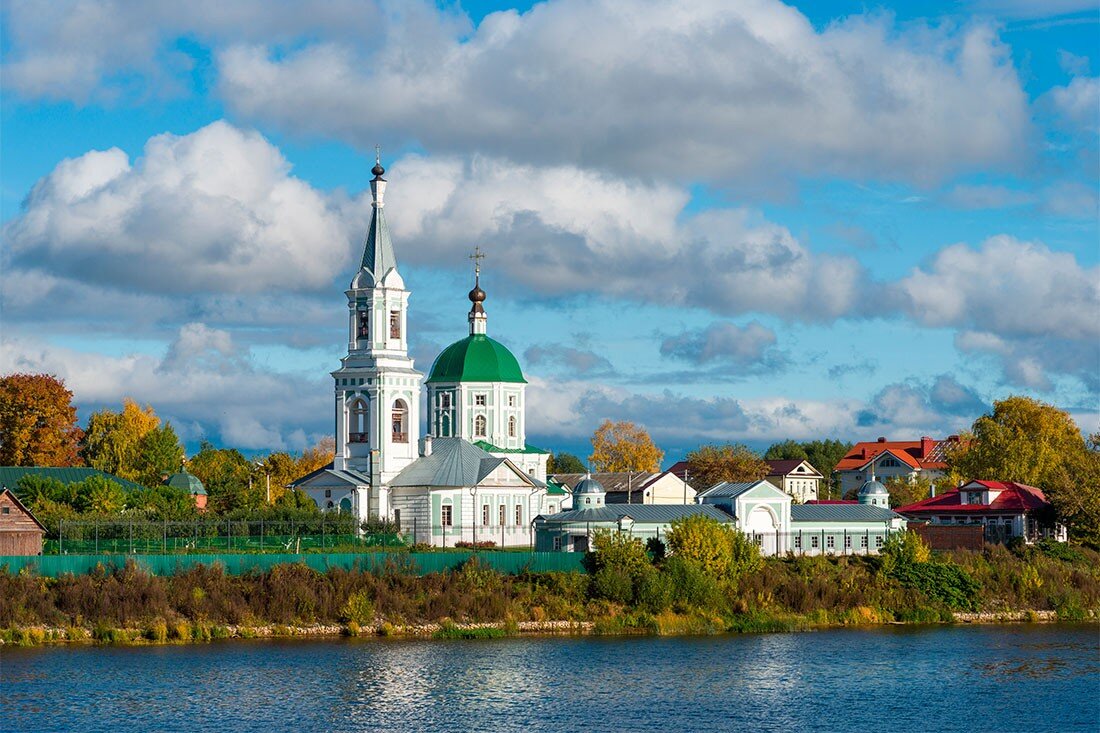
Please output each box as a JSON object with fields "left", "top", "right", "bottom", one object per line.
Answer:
{"left": 586, "top": 530, "right": 650, "bottom": 578}
{"left": 663, "top": 556, "right": 723, "bottom": 612}
{"left": 591, "top": 568, "right": 634, "bottom": 604}
{"left": 634, "top": 568, "right": 673, "bottom": 613}
{"left": 666, "top": 514, "right": 761, "bottom": 578}
{"left": 889, "top": 561, "right": 981, "bottom": 611}
{"left": 340, "top": 590, "right": 376, "bottom": 625}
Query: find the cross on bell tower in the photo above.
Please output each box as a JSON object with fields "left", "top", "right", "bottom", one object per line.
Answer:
{"left": 467, "top": 247, "right": 488, "bottom": 336}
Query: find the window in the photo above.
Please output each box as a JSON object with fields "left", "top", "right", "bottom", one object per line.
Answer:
{"left": 326, "top": 500, "right": 334, "bottom": 509}
{"left": 810, "top": 536, "right": 820, "bottom": 549}
{"left": 325, "top": 489, "right": 332, "bottom": 498}
{"left": 508, "top": 395, "right": 516, "bottom": 407}
{"left": 474, "top": 414, "right": 487, "bottom": 437}
{"left": 475, "top": 393, "right": 487, "bottom": 406}
{"left": 349, "top": 399, "right": 369, "bottom": 443}
{"left": 875, "top": 535, "right": 884, "bottom": 548}
{"left": 508, "top": 415, "right": 517, "bottom": 438}
{"left": 357, "top": 309, "right": 369, "bottom": 339}
{"left": 0, "top": 507, "right": 8, "bottom": 515}
{"left": 794, "top": 535, "right": 802, "bottom": 549}
{"left": 441, "top": 504, "right": 453, "bottom": 527}
{"left": 553, "top": 536, "right": 562, "bottom": 551}
{"left": 515, "top": 504, "right": 523, "bottom": 526}
{"left": 499, "top": 505, "right": 506, "bottom": 526}
{"left": 753, "top": 534, "right": 763, "bottom": 546}
{"left": 391, "top": 400, "right": 408, "bottom": 443}
{"left": 844, "top": 535, "right": 852, "bottom": 549}
{"left": 440, "top": 393, "right": 452, "bottom": 409}
{"left": 585, "top": 497, "right": 591, "bottom": 506}
{"left": 389, "top": 310, "right": 401, "bottom": 339}
{"left": 548, "top": 504, "right": 556, "bottom": 514}
{"left": 394, "top": 510, "right": 401, "bottom": 530}
{"left": 482, "top": 505, "right": 490, "bottom": 526}
{"left": 826, "top": 535, "right": 835, "bottom": 549}
{"left": 440, "top": 414, "right": 452, "bottom": 437}
{"left": 860, "top": 535, "right": 869, "bottom": 548}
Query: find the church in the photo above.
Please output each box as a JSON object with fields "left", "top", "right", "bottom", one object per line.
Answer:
{"left": 290, "top": 157, "right": 562, "bottom": 547}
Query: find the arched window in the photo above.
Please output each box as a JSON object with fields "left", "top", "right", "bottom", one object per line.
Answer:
{"left": 357, "top": 309, "right": 370, "bottom": 340}
{"left": 389, "top": 310, "right": 401, "bottom": 339}
{"left": 515, "top": 504, "right": 523, "bottom": 526}
{"left": 440, "top": 414, "right": 452, "bottom": 437}
{"left": 498, "top": 504, "right": 506, "bottom": 526}
{"left": 482, "top": 505, "right": 490, "bottom": 526}
{"left": 349, "top": 399, "right": 369, "bottom": 443}
{"left": 508, "top": 415, "right": 516, "bottom": 438}
{"left": 392, "top": 400, "right": 408, "bottom": 443}
{"left": 474, "top": 414, "right": 487, "bottom": 437}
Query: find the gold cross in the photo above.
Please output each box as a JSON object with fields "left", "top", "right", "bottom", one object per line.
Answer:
{"left": 469, "top": 246, "right": 486, "bottom": 277}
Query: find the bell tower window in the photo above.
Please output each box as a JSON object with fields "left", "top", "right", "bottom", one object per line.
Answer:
{"left": 392, "top": 400, "right": 408, "bottom": 443}
{"left": 389, "top": 311, "right": 401, "bottom": 339}
{"left": 474, "top": 414, "right": 487, "bottom": 437}
{"left": 349, "top": 399, "right": 369, "bottom": 443}
{"left": 508, "top": 415, "right": 517, "bottom": 438}
{"left": 357, "top": 309, "right": 370, "bottom": 340}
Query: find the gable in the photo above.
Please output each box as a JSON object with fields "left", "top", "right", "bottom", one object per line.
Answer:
{"left": 295, "top": 470, "right": 368, "bottom": 489}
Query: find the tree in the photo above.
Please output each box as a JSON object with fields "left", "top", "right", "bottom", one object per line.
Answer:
{"left": 297, "top": 436, "right": 335, "bottom": 477}
{"left": 0, "top": 373, "right": 83, "bottom": 466}
{"left": 81, "top": 399, "right": 161, "bottom": 482}
{"left": 883, "top": 474, "right": 933, "bottom": 509}
{"left": 547, "top": 451, "right": 586, "bottom": 474}
{"left": 136, "top": 423, "right": 185, "bottom": 487}
{"left": 949, "top": 397, "right": 1097, "bottom": 545}
{"left": 685, "top": 443, "right": 768, "bottom": 490}
{"left": 763, "top": 440, "right": 808, "bottom": 462}
{"left": 588, "top": 420, "right": 663, "bottom": 472}
{"left": 188, "top": 442, "right": 259, "bottom": 512}
{"left": 74, "top": 474, "right": 127, "bottom": 513}
{"left": 666, "top": 514, "right": 761, "bottom": 577}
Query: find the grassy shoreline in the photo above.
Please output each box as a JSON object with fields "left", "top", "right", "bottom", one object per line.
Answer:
{"left": 2, "top": 609, "right": 1090, "bottom": 648}
{"left": 3, "top": 539, "right": 1098, "bottom": 648}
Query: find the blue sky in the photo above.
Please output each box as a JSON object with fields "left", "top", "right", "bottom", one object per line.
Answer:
{"left": 1, "top": 0, "right": 1097, "bottom": 463}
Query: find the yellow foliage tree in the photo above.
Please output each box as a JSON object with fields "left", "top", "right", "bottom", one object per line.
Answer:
{"left": 686, "top": 443, "right": 768, "bottom": 490}
{"left": 588, "top": 420, "right": 663, "bottom": 472}
{"left": 82, "top": 399, "right": 161, "bottom": 482}
{"left": 666, "top": 514, "right": 761, "bottom": 577}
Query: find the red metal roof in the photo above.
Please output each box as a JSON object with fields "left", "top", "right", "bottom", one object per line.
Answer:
{"left": 896, "top": 481, "right": 1050, "bottom": 515}
{"left": 806, "top": 499, "right": 859, "bottom": 505}
{"left": 835, "top": 436, "right": 960, "bottom": 472}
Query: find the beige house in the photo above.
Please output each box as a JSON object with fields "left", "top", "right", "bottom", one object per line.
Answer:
{"left": 765, "top": 459, "right": 823, "bottom": 503}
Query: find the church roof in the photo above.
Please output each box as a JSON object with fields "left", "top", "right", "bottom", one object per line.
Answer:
{"left": 359, "top": 201, "right": 397, "bottom": 285}
{"left": 790, "top": 504, "right": 903, "bottom": 522}
{"left": 390, "top": 437, "right": 534, "bottom": 488}
{"left": 163, "top": 470, "right": 206, "bottom": 495}
{"left": 473, "top": 440, "right": 549, "bottom": 455}
{"left": 537, "top": 504, "right": 733, "bottom": 525}
{"left": 426, "top": 334, "right": 526, "bottom": 384}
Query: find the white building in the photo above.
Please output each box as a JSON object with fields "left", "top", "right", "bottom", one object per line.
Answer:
{"left": 292, "top": 158, "right": 549, "bottom": 546}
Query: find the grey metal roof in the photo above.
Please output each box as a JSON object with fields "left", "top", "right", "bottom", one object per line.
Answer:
{"left": 537, "top": 504, "right": 734, "bottom": 525}
{"left": 859, "top": 479, "right": 889, "bottom": 496}
{"left": 791, "top": 504, "right": 902, "bottom": 522}
{"left": 574, "top": 477, "right": 605, "bottom": 495}
{"left": 697, "top": 480, "right": 773, "bottom": 499}
{"left": 358, "top": 196, "right": 397, "bottom": 286}
{"left": 390, "top": 437, "right": 518, "bottom": 488}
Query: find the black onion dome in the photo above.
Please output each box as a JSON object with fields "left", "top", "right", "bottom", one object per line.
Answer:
{"left": 468, "top": 283, "right": 486, "bottom": 303}
{"left": 372, "top": 162, "right": 385, "bottom": 177}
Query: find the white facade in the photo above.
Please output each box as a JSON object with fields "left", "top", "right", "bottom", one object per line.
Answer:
{"left": 765, "top": 460, "right": 822, "bottom": 503}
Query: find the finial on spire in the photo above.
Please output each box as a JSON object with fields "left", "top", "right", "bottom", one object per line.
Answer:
{"left": 371, "top": 144, "right": 385, "bottom": 178}
{"left": 469, "top": 246, "right": 486, "bottom": 283}
{"left": 467, "top": 247, "right": 488, "bottom": 334}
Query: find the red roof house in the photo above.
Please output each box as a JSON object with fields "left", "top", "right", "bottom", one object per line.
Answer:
{"left": 896, "top": 480, "right": 1065, "bottom": 544}
{"left": 835, "top": 435, "right": 962, "bottom": 496}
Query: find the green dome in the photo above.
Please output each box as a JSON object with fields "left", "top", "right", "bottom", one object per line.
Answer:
{"left": 163, "top": 470, "right": 207, "bottom": 496}
{"left": 427, "top": 334, "right": 526, "bottom": 384}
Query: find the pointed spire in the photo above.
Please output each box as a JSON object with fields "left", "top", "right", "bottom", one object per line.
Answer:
{"left": 468, "top": 246, "right": 487, "bottom": 335}
{"left": 358, "top": 146, "right": 398, "bottom": 285}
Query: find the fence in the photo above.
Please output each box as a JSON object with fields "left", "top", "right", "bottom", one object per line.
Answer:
{"left": 0, "top": 551, "right": 586, "bottom": 578}
{"left": 50, "top": 518, "right": 402, "bottom": 555}
{"left": 400, "top": 520, "right": 535, "bottom": 549}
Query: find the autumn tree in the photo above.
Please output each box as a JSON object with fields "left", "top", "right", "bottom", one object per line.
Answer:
{"left": 949, "top": 396, "right": 1097, "bottom": 545}
{"left": 686, "top": 443, "right": 768, "bottom": 490}
{"left": 588, "top": 420, "right": 663, "bottom": 473}
{"left": 548, "top": 451, "right": 586, "bottom": 474}
{"left": 883, "top": 474, "right": 934, "bottom": 509}
{"left": 82, "top": 399, "right": 183, "bottom": 486}
{"left": 188, "top": 442, "right": 259, "bottom": 511}
{"left": 0, "top": 373, "right": 83, "bottom": 466}
{"left": 666, "top": 514, "right": 761, "bottom": 577}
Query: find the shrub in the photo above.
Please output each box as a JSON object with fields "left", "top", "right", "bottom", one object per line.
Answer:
{"left": 455, "top": 541, "right": 497, "bottom": 549}
{"left": 587, "top": 530, "right": 651, "bottom": 578}
{"left": 666, "top": 515, "right": 761, "bottom": 578}
{"left": 646, "top": 537, "right": 666, "bottom": 562}
{"left": 591, "top": 568, "right": 634, "bottom": 604}
{"left": 889, "top": 561, "right": 981, "bottom": 611}
{"left": 881, "top": 532, "right": 931, "bottom": 569}
{"left": 340, "top": 590, "right": 376, "bottom": 625}
{"left": 634, "top": 568, "right": 673, "bottom": 613}
{"left": 663, "top": 556, "right": 723, "bottom": 612}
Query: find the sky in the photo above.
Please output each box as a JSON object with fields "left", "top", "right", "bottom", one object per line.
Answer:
{"left": 1, "top": 0, "right": 1097, "bottom": 464}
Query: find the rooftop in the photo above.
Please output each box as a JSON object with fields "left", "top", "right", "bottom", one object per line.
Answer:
{"left": 896, "top": 481, "right": 1050, "bottom": 514}
{"left": 426, "top": 334, "right": 526, "bottom": 384}
{"left": 537, "top": 503, "right": 733, "bottom": 525}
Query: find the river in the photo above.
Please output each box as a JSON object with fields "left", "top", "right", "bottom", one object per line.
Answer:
{"left": 2, "top": 624, "right": 1097, "bottom": 732}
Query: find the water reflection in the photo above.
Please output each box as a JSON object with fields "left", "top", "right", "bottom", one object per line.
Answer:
{"left": 2, "top": 626, "right": 1097, "bottom": 733}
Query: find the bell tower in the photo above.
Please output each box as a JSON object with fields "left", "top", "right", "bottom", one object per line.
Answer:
{"left": 332, "top": 151, "right": 422, "bottom": 518}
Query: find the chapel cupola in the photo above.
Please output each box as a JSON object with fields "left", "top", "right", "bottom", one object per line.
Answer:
{"left": 468, "top": 246, "right": 488, "bottom": 336}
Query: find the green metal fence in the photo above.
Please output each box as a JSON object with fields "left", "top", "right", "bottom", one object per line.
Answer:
{"left": 0, "top": 551, "right": 586, "bottom": 577}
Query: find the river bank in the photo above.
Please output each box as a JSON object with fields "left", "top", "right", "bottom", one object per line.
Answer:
{"left": 3, "top": 539, "right": 1097, "bottom": 648}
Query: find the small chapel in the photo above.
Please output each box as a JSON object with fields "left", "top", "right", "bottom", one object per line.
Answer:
{"left": 291, "top": 156, "right": 560, "bottom": 547}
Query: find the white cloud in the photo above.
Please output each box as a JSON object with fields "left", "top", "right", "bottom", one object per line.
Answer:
{"left": 660, "top": 321, "right": 780, "bottom": 366}
{"left": 214, "top": 2, "right": 1031, "bottom": 185}
{"left": 1045, "top": 75, "right": 1100, "bottom": 135}
{"left": 893, "top": 235, "right": 1099, "bottom": 341}
{"left": 3, "top": 121, "right": 355, "bottom": 296}
{"left": 0, "top": 325, "right": 328, "bottom": 451}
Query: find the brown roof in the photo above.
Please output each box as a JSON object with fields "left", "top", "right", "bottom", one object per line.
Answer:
{"left": 0, "top": 488, "right": 48, "bottom": 532}
{"left": 764, "top": 459, "right": 823, "bottom": 478}
{"left": 551, "top": 472, "right": 660, "bottom": 494}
